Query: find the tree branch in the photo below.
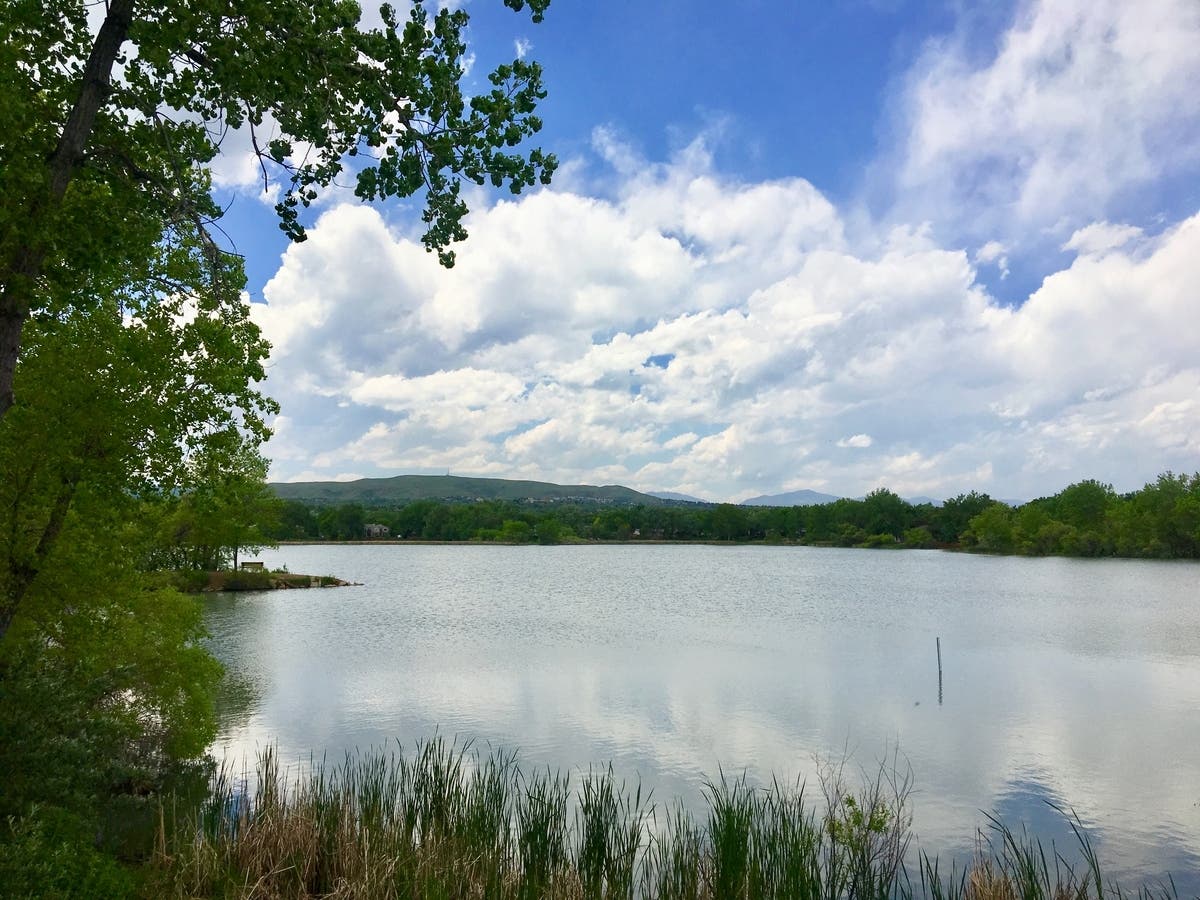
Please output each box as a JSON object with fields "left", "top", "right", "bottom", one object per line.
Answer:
{"left": 49, "top": 0, "right": 135, "bottom": 201}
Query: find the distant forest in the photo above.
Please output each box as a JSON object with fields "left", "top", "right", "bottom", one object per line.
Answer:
{"left": 268, "top": 472, "right": 1200, "bottom": 559}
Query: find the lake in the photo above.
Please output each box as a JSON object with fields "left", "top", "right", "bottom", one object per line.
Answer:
{"left": 202, "top": 544, "right": 1200, "bottom": 889}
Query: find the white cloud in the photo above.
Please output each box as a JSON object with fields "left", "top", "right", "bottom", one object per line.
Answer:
{"left": 514, "top": 38, "right": 532, "bottom": 59}
{"left": 975, "top": 241, "right": 1006, "bottom": 265}
{"left": 1062, "top": 222, "right": 1144, "bottom": 255}
{"left": 837, "top": 434, "right": 874, "bottom": 449}
{"left": 975, "top": 240, "right": 1010, "bottom": 279}
{"left": 890, "top": 0, "right": 1200, "bottom": 244}
{"left": 248, "top": 2, "right": 1200, "bottom": 502}
{"left": 252, "top": 138, "right": 1200, "bottom": 500}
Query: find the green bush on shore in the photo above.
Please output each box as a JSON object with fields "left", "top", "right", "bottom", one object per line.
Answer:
{"left": 0, "top": 806, "right": 139, "bottom": 898}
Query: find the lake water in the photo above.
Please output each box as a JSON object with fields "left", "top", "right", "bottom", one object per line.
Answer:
{"left": 203, "top": 544, "right": 1200, "bottom": 889}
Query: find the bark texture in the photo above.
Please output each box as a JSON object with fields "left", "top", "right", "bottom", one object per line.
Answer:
{"left": 0, "top": 0, "right": 135, "bottom": 419}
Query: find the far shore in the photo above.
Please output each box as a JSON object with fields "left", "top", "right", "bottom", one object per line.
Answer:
{"left": 273, "top": 538, "right": 826, "bottom": 547}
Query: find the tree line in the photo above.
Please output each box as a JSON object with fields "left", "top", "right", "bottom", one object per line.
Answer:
{"left": 268, "top": 472, "right": 1200, "bottom": 559}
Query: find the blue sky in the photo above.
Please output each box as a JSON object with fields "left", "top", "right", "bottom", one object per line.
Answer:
{"left": 211, "top": 0, "right": 1200, "bottom": 501}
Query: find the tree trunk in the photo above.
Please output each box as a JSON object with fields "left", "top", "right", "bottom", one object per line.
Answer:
{"left": 0, "top": 479, "right": 77, "bottom": 644}
{"left": 0, "top": 295, "right": 26, "bottom": 420}
{"left": 0, "top": 0, "right": 135, "bottom": 422}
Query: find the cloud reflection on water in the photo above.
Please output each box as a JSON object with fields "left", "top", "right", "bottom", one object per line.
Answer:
{"left": 203, "top": 545, "right": 1200, "bottom": 889}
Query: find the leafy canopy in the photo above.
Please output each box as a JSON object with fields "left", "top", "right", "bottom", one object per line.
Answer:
{"left": 0, "top": 0, "right": 556, "bottom": 415}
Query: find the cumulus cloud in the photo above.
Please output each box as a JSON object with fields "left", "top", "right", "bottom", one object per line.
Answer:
{"left": 247, "top": 0, "right": 1200, "bottom": 502}
{"left": 252, "top": 134, "right": 1200, "bottom": 501}
{"left": 889, "top": 0, "right": 1200, "bottom": 244}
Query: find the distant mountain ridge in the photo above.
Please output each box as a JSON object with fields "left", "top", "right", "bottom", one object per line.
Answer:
{"left": 741, "top": 489, "right": 842, "bottom": 507}
{"left": 270, "top": 474, "right": 672, "bottom": 507}
{"left": 271, "top": 475, "right": 1019, "bottom": 510}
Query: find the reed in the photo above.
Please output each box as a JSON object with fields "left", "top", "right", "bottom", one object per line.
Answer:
{"left": 152, "top": 739, "right": 1180, "bottom": 899}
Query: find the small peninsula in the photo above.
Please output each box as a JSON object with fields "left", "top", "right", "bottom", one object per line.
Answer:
{"left": 171, "top": 569, "right": 358, "bottom": 593}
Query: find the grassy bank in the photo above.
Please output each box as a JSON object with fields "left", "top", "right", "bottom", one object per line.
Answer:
{"left": 151, "top": 740, "right": 1180, "bottom": 899}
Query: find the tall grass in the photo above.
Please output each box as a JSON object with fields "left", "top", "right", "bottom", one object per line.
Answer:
{"left": 152, "top": 739, "right": 1181, "bottom": 899}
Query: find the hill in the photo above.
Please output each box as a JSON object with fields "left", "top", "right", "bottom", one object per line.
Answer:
{"left": 741, "top": 489, "right": 842, "bottom": 507}
{"left": 270, "top": 474, "right": 670, "bottom": 507}
{"left": 648, "top": 490, "right": 711, "bottom": 504}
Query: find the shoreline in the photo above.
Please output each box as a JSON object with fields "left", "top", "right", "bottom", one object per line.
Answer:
{"left": 175, "top": 570, "right": 361, "bottom": 592}
{"left": 275, "top": 538, "right": 840, "bottom": 547}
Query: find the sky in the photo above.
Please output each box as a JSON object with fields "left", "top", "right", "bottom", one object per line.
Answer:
{"left": 210, "top": 0, "right": 1200, "bottom": 503}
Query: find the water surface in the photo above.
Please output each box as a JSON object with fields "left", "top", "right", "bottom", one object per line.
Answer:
{"left": 203, "top": 545, "right": 1200, "bottom": 888}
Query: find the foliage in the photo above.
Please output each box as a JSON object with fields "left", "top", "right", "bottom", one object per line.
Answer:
{"left": 932, "top": 492, "right": 994, "bottom": 543}
{"left": 265, "top": 472, "right": 1200, "bottom": 558}
{"left": 0, "top": 303, "right": 235, "bottom": 892}
{"left": 0, "top": 283, "right": 272, "bottom": 634}
{"left": 155, "top": 740, "right": 1178, "bottom": 899}
{"left": 535, "top": 518, "right": 563, "bottom": 544}
{"left": 0, "top": 545, "right": 221, "bottom": 821}
{"left": 962, "top": 503, "right": 1016, "bottom": 554}
{"left": 861, "top": 488, "right": 912, "bottom": 538}
{"left": 0, "top": 0, "right": 556, "bottom": 415}
{"left": 710, "top": 503, "right": 750, "bottom": 541}
{"left": 145, "top": 434, "right": 280, "bottom": 571}
{"left": 902, "top": 527, "right": 935, "bottom": 549}
{"left": 0, "top": 806, "right": 138, "bottom": 899}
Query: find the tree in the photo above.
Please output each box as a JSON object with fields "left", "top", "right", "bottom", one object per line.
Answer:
{"left": 0, "top": 550, "right": 222, "bottom": 819}
{"left": 150, "top": 435, "right": 280, "bottom": 571}
{"left": 318, "top": 503, "right": 367, "bottom": 540}
{"left": 709, "top": 503, "right": 749, "bottom": 541}
{"left": 860, "top": 488, "right": 910, "bottom": 539}
{"left": 964, "top": 503, "right": 1016, "bottom": 554}
{"left": 0, "top": 302, "right": 235, "bottom": 825}
{"left": 0, "top": 269, "right": 273, "bottom": 638}
{"left": 535, "top": 518, "right": 562, "bottom": 544}
{"left": 0, "top": 148, "right": 282, "bottom": 873}
{"left": 500, "top": 519, "right": 532, "bottom": 543}
{"left": 1112, "top": 472, "right": 1200, "bottom": 558}
{"left": 804, "top": 502, "right": 837, "bottom": 543}
{"left": 932, "top": 491, "right": 993, "bottom": 543}
{"left": 0, "top": 0, "right": 556, "bottom": 417}
{"left": 275, "top": 500, "right": 320, "bottom": 540}
{"left": 1049, "top": 479, "right": 1115, "bottom": 532}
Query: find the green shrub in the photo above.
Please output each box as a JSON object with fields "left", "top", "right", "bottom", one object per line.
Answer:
{"left": 863, "top": 532, "right": 899, "bottom": 548}
{"left": 0, "top": 807, "right": 137, "bottom": 899}
{"left": 903, "top": 526, "right": 935, "bottom": 548}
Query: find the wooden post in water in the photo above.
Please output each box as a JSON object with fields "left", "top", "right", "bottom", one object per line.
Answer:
{"left": 937, "top": 636, "right": 943, "bottom": 706}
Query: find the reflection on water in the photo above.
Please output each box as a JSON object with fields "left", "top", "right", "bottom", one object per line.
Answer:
{"left": 202, "top": 545, "right": 1200, "bottom": 889}
{"left": 204, "top": 595, "right": 263, "bottom": 734}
